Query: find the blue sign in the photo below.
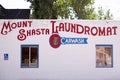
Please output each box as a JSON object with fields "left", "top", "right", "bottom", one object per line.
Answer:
{"left": 61, "top": 37, "right": 88, "bottom": 45}
{"left": 4, "top": 54, "right": 8, "bottom": 60}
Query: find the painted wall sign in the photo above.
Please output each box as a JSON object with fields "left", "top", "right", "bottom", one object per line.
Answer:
{"left": 0, "top": 20, "right": 117, "bottom": 41}
{"left": 0, "top": 20, "right": 120, "bottom": 80}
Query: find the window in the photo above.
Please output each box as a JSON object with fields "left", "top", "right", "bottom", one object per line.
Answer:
{"left": 21, "top": 45, "right": 39, "bottom": 68}
{"left": 96, "top": 44, "right": 113, "bottom": 68}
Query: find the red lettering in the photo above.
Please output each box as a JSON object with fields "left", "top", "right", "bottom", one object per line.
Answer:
{"left": 36, "top": 29, "right": 40, "bottom": 35}
{"left": 107, "top": 27, "right": 112, "bottom": 35}
{"left": 46, "top": 29, "right": 50, "bottom": 34}
{"left": 1, "top": 21, "right": 32, "bottom": 35}
{"left": 98, "top": 27, "right": 105, "bottom": 36}
{"left": 27, "top": 30, "right": 31, "bottom": 36}
{"left": 23, "top": 21, "right": 27, "bottom": 27}
{"left": 1, "top": 21, "right": 12, "bottom": 35}
{"left": 112, "top": 26, "right": 117, "bottom": 35}
{"left": 84, "top": 26, "right": 90, "bottom": 35}
{"left": 11, "top": 23, "right": 17, "bottom": 29}
{"left": 17, "top": 22, "right": 22, "bottom": 27}
{"left": 51, "top": 21, "right": 58, "bottom": 33}
{"left": 71, "top": 24, "right": 76, "bottom": 33}
{"left": 59, "top": 23, "right": 64, "bottom": 31}
{"left": 17, "top": 29, "right": 26, "bottom": 41}
{"left": 41, "top": 29, "right": 45, "bottom": 34}
{"left": 28, "top": 21, "right": 32, "bottom": 27}
{"left": 91, "top": 27, "right": 98, "bottom": 36}
{"left": 32, "top": 29, "right": 36, "bottom": 35}
{"left": 65, "top": 23, "right": 70, "bottom": 32}
{"left": 77, "top": 24, "right": 84, "bottom": 34}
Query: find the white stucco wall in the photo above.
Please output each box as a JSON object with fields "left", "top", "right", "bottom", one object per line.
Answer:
{"left": 0, "top": 20, "right": 120, "bottom": 80}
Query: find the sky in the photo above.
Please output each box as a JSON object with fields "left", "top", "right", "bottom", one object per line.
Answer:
{"left": 0, "top": 0, "right": 120, "bottom": 20}
{"left": 94, "top": 0, "right": 120, "bottom": 20}
{"left": 0, "top": 0, "right": 30, "bottom": 9}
